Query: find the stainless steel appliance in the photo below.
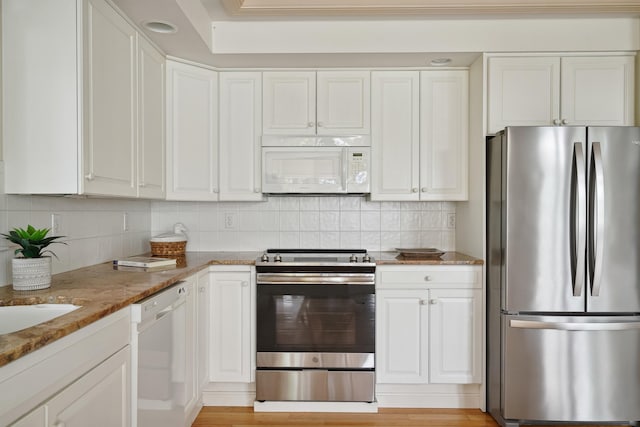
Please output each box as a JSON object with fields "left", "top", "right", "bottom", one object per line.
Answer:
{"left": 255, "top": 249, "right": 376, "bottom": 402}
{"left": 131, "top": 282, "right": 194, "bottom": 427}
{"left": 487, "top": 126, "right": 640, "bottom": 427}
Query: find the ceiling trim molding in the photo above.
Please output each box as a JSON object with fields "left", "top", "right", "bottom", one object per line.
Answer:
{"left": 221, "top": 0, "right": 640, "bottom": 15}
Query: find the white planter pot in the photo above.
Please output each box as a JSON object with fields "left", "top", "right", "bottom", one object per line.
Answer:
{"left": 11, "top": 257, "right": 52, "bottom": 291}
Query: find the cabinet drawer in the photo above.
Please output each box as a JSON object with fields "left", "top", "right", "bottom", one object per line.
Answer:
{"left": 378, "top": 268, "right": 479, "bottom": 288}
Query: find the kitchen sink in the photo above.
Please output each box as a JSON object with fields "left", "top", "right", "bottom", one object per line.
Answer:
{"left": 0, "top": 304, "right": 81, "bottom": 335}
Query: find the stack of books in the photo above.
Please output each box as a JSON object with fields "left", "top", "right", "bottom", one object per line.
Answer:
{"left": 113, "top": 256, "right": 177, "bottom": 271}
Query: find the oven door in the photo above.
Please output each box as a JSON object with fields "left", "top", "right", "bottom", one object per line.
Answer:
{"left": 256, "top": 277, "right": 375, "bottom": 369}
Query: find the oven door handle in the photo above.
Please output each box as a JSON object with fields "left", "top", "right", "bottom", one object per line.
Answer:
{"left": 257, "top": 272, "right": 375, "bottom": 285}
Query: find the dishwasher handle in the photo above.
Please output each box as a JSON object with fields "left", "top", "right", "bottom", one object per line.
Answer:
{"left": 138, "top": 281, "right": 187, "bottom": 323}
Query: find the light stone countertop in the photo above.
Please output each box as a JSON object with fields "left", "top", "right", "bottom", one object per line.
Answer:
{"left": 0, "top": 250, "right": 482, "bottom": 367}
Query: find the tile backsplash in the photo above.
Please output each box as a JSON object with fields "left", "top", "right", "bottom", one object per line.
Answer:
{"left": 0, "top": 163, "right": 152, "bottom": 287}
{"left": 151, "top": 196, "right": 456, "bottom": 252}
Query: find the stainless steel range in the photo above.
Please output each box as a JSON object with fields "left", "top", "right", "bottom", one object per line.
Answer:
{"left": 255, "top": 249, "right": 376, "bottom": 403}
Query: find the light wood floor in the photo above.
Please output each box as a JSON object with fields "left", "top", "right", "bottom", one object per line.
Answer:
{"left": 192, "top": 407, "right": 632, "bottom": 427}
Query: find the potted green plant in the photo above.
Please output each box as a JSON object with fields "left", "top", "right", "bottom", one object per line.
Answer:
{"left": 2, "top": 225, "right": 66, "bottom": 291}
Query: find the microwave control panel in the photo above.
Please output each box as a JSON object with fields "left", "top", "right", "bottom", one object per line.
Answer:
{"left": 346, "top": 147, "right": 371, "bottom": 193}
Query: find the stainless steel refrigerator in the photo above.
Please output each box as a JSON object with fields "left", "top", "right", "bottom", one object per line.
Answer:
{"left": 487, "top": 126, "right": 640, "bottom": 427}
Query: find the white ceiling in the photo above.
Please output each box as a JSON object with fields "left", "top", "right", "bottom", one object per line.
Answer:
{"left": 109, "top": 0, "right": 640, "bottom": 68}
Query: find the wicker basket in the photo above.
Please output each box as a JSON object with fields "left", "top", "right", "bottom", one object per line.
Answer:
{"left": 150, "top": 240, "right": 187, "bottom": 257}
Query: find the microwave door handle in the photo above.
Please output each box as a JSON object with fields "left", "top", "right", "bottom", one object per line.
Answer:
{"left": 342, "top": 149, "right": 349, "bottom": 192}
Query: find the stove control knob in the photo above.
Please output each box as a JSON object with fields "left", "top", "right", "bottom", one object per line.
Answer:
{"left": 349, "top": 254, "right": 358, "bottom": 263}
{"left": 274, "top": 254, "right": 282, "bottom": 262}
{"left": 362, "top": 254, "right": 371, "bottom": 263}
{"left": 261, "top": 253, "right": 269, "bottom": 262}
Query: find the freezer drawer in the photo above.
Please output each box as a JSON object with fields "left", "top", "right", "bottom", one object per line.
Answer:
{"left": 502, "top": 314, "right": 640, "bottom": 423}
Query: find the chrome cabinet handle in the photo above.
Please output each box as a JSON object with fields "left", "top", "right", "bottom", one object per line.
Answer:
{"left": 424, "top": 276, "right": 432, "bottom": 281}
{"left": 421, "top": 187, "right": 428, "bottom": 192}
{"left": 308, "top": 122, "right": 315, "bottom": 127}
{"left": 412, "top": 188, "right": 418, "bottom": 193}
{"left": 562, "top": 119, "right": 569, "bottom": 125}
{"left": 553, "top": 119, "right": 561, "bottom": 125}
{"left": 317, "top": 121, "right": 324, "bottom": 127}
{"left": 420, "top": 300, "right": 428, "bottom": 305}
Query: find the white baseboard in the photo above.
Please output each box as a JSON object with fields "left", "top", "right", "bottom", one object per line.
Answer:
{"left": 201, "top": 382, "right": 481, "bottom": 410}
{"left": 254, "top": 401, "right": 379, "bottom": 413}
{"left": 375, "top": 384, "right": 481, "bottom": 408}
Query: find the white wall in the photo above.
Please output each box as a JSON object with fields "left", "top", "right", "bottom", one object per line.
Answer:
{"left": 0, "top": 164, "right": 152, "bottom": 287}
{"left": 151, "top": 197, "right": 456, "bottom": 252}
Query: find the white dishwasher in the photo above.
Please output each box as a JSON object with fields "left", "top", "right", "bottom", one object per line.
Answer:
{"left": 131, "top": 281, "right": 188, "bottom": 427}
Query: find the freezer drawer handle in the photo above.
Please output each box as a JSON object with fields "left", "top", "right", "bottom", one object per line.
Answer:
{"left": 510, "top": 319, "right": 640, "bottom": 331}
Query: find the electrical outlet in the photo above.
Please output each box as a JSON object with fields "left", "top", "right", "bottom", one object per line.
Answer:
{"left": 51, "top": 214, "right": 61, "bottom": 234}
{"left": 224, "top": 212, "right": 238, "bottom": 230}
{"left": 446, "top": 213, "right": 456, "bottom": 229}
{"left": 123, "top": 212, "right": 129, "bottom": 232}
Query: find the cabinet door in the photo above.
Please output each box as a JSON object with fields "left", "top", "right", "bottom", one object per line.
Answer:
{"left": 263, "top": 71, "right": 316, "bottom": 135}
{"left": 420, "top": 70, "right": 468, "bottom": 200}
{"left": 82, "top": 0, "right": 137, "bottom": 197}
{"left": 166, "top": 61, "right": 218, "bottom": 200}
{"left": 560, "top": 56, "right": 635, "bottom": 126}
{"left": 376, "top": 289, "right": 429, "bottom": 384}
{"left": 209, "top": 271, "right": 253, "bottom": 383}
{"left": 11, "top": 407, "right": 46, "bottom": 427}
{"left": 487, "top": 56, "right": 560, "bottom": 134}
{"left": 316, "top": 71, "right": 370, "bottom": 135}
{"left": 196, "top": 270, "right": 210, "bottom": 394}
{"left": 370, "top": 71, "right": 420, "bottom": 201}
{"left": 137, "top": 37, "right": 165, "bottom": 199}
{"left": 219, "top": 72, "right": 264, "bottom": 200}
{"left": 47, "top": 346, "right": 130, "bottom": 427}
{"left": 429, "top": 289, "right": 481, "bottom": 384}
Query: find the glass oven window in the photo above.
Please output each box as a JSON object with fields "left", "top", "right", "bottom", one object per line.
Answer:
{"left": 257, "top": 284, "right": 375, "bottom": 353}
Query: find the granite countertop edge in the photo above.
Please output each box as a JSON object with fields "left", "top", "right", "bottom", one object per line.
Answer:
{"left": 0, "top": 250, "right": 482, "bottom": 367}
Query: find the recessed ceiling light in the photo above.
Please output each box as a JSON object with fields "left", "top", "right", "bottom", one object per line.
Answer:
{"left": 430, "top": 57, "right": 452, "bottom": 66}
{"left": 142, "top": 20, "right": 178, "bottom": 34}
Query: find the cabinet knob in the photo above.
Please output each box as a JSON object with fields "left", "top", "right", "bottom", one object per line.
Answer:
{"left": 308, "top": 122, "right": 315, "bottom": 127}
{"left": 199, "top": 286, "right": 206, "bottom": 293}
{"left": 420, "top": 300, "right": 429, "bottom": 305}
{"left": 424, "top": 275, "right": 432, "bottom": 281}
{"left": 242, "top": 281, "right": 249, "bottom": 287}
{"left": 254, "top": 188, "right": 261, "bottom": 193}
{"left": 317, "top": 121, "right": 324, "bottom": 127}
{"left": 85, "top": 172, "right": 95, "bottom": 181}
{"left": 562, "top": 119, "right": 569, "bottom": 125}
{"left": 429, "top": 299, "right": 438, "bottom": 305}
{"left": 421, "top": 187, "right": 428, "bottom": 192}
{"left": 139, "top": 182, "right": 146, "bottom": 188}
{"left": 412, "top": 188, "right": 418, "bottom": 193}
{"left": 553, "top": 119, "right": 561, "bottom": 125}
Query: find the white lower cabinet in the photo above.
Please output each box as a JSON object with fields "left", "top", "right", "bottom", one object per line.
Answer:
{"left": 46, "top": 346, "right": 130, "bottom": 427}
{"left": 3, "top": 309, "right": 131, "bottom": 427}
{"left": 209, "top": 266, "right": 255, "bottom": 383}
{"left": 376, "top": 266, "right": 482, "bottom": 386}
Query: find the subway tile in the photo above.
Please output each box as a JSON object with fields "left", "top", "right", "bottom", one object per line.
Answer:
{"left": 340, "top": 197, "right": 361, "bottom": 211}
{"left": 279, "top": 211, "right": 300, "bottom": 231}
{"left": 299, "top": 197, "right": 320, "bottom": 211}
{"left": 319, "top": 211, "right": 339, "bottom": 231}
{"left": 361, "top": 211, "right": 381, "bottom": 231}
{"left": 300, "top": 212, "right": 320, "bottom": 231}
{"left": 340, "top": 211, "right": 360, "bottom": 231}
{"left": 319, "top": 197, "right": 340, "bottom": 211}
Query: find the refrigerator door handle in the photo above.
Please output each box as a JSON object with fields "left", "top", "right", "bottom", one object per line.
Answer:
{"left": 510, "top": 319, "right": 640, "bottom": 331}
{"left": 572, "top": 143, "right": 587, "bottom": 297}
{"left": 590, "top": 142, "right": 605, "bottom": 297}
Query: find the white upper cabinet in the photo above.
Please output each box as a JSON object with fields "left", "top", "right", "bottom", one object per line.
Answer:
{"left": 371, "top": 70, "right": 468, "bottom": 201}
{"left": 82, "top": 0, "right": 137, "bottom": 197}
{"left": 263, "top": 71, "right": 370, "bottom": 135}
{"left": 420, "top": 70, "right": 469, "bottom": 201}
{"left": 219, "top": 72, "right": 264, "bottom": 201}
{"left": 487, "top": 55, "right": 635, "bottom": 134}
{"left": 137, "top": 37, "right": 166, "bottom": 199}
{"left": 166, "top": 61, "right": 219, "bottom": 201}
{"left": 371, "top": 71, "right": 420, "bottom": 200}
{"left": 2, "top": 0, "right": 165, "bottom": 198}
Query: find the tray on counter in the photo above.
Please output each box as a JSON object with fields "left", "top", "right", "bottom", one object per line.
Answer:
{"left": 395, "top": 248, "right": 445, "bottom": 259}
